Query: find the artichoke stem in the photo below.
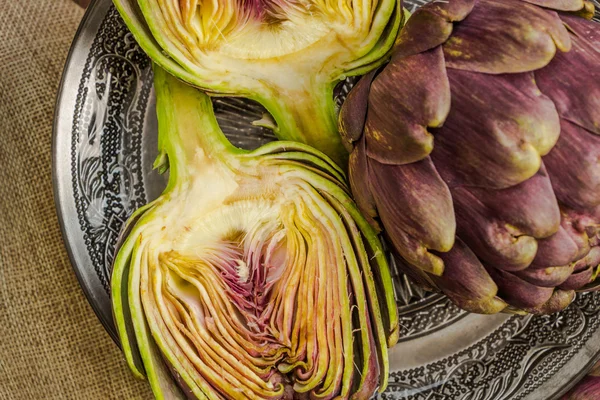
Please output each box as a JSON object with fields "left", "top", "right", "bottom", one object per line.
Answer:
{"left": 256, "top": 82, "right": 349, "bottom": 168}
{"left": 154, "top": 66, "right": 241, "bottom": 185}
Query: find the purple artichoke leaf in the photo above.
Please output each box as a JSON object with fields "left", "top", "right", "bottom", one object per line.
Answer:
{"left": 382, "top": 226, "right": 447, "bottom": 276}
{"left": 365, "top": 48, "right": 450, "bottom": 165}
{"left": 393, "top": 0, "right": 475, "bottom": 58}
{"left": 578, "top": 265, "right": 600, "bottom": 291}
{"left": 453, "top": 187, "right": 540, "bottom": 271}
{"left": 532, "top": 225, "right": 582, "bottom": 266}
{"left": 393, "top": 10, "right": 453, "bottom": 59}
{"left": 368, "top": 157, "right": 456, "bottom": 275}
{"left": 459, "top": 165, "right": 561, "bottom": 238}
{"left": 590, "top": 232, "right": 600, "bottom": 248}
{"left": 573, "top": 246, "right": 600, "bottom": 272}
{"left": 339, "top": 69, "right": 379, "bottom": 150}
{"left": 523, "top": 0, "right": 588, "bottom": 12}
{"left": 444, "top": 0, "right": 572, "bottom": 73}
{"left": 430, "top": 238, "right": 507, "bottom": 314}
{"left": 424, "top": 0, "right": 477, "bottom": 21}
{"left": 452, "top": 165, "right": 561, "bottom": 270}
{"left": 536, "top": 14, "right": 600, "bottom": 135}
{"left": 431, "top": 70, "right": 561, "bottom": 189}
{"left": 484, "top": 265, "right": 555, "bottom": 309}
{"left": 348, "top": 139, "right": 380, "bottom": 231}
{"left": 513, "top": 264, "right": 575, "bottom": 287}
{"left": 561, "top": 207, "right": 596, "bottom": 260}
{"left": 559, "top": 265, "right": 596, "bottom": 289}
{"left": 521, "top": 289, "right": 575, "bottom": 315}
{"left": 544, "top": 119, "right": 600, "bottom": 210}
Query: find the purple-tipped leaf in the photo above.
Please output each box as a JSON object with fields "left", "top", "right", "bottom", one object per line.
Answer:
{"left": 452, "top": 166, "right": 560, "bottom": 270}
{"left": 369, "top": 157, "right": 456, "bottom": 275}
{"left": 514, "top": 265, "right": 574, "bottom": 287}
{"left": 544, "top": 120, "right": 600, "bottom": 211}
{"left": 432, "top": 70, "right": 561, "bottom": 189}
{"left": 452, "top": 189, "right": 537, "bottom": 271}
{"left": 522, "top": 289, "right": 575, "bottom": 314}
{"left": 532, "top": 226, "right": 582, "bottom": 267}
{"left": 348, "top": 139, "right": 380, "bottom": 230}
{"left": 339, "top": 70, "right": 378, "bottom": 149}
{"left": 522, "top": 0, "right": 588, "bottom": 11}
{"left": 561, "top": 208, "right": 595, "bottom": 261}
{"left": 430, "top": 238, "right": 507, "bottom": 314}
{"left": 365, "top": 48, "right": 450, "bottom": 165}
{"left": 559, "top": 266, "right": 596, "bottom": 289}
{"left": 459, "top": 165, "right": 560, "bottom": 238}
{"left": 536, "top": 15, "right": 600, "bottom": 136}
{"left": 574, "top": 247, "right": 600, "bottom": 272}
{"left": 444, "top": 0, "right": 572, "bottom": 73}
{"left": 485, "top": 266, "right": 554, "bottom": 309}
{"left": 393, "top": 0, "right": 475, "bottom": 58}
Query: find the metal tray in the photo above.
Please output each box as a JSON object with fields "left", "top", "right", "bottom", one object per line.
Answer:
{"left": 53, "top": 1, "right": 600, "bottom": 398}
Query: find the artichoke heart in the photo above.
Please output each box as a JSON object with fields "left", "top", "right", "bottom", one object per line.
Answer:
{"left": 111, "top": 66, "right": 398, "bottom": 399}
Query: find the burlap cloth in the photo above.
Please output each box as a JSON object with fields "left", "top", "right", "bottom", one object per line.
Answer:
{"left": 0, "top": 0, "right": 152, "bottom": 398}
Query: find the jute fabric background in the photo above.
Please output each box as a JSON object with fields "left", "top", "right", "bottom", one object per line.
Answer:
{"left": 0, "top": 0, "right": 152, "bottom": 398}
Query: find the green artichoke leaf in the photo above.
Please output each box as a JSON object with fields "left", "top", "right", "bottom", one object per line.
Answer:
{"left": 111, "top": 201, "right": 160, "bottom": 379}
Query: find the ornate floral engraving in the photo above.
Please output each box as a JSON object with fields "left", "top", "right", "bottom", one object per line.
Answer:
{"left": 72, "top": 8, "right": 151, "bottom": 291}
{"left": 380, "top": 292, "right": 600, "bottom": 399}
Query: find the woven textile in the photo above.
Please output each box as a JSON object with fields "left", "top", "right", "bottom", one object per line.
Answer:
{"left": 0, "top": 0, "right": 152, "bottom": 398}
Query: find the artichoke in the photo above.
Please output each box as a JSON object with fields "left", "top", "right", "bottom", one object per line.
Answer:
{"left": 562, "top": 375, "right": 600, "bottom": 400}
{"left": 111, "top": 66, "right": 398, "bottom": 399}
{"left": 340, "top": 0, "right": 600, "bottom": 314}
{"left": 113, "top": 0, "right": 405, "bottom": 165}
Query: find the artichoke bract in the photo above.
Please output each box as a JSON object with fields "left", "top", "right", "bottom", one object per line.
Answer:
{"left": 113, "top": 0, "right": 404, "bottom": 165}
{"left": 561, "top": 375, "right": 600, "bottom": 400}
{"left": 340, "top": 0, "right": 600, "bottom": 314}
{"left": 111, "top": 66, "right": 398, "bottom": 399}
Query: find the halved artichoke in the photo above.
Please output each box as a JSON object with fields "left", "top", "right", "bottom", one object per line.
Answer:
{"left": 111, "top": 66, "right": 398, "bottom": 399}
{"left": 113, "top": 0, "right": 404, "bottom": 165}
{"left": 340, "top": 0, "right": 600, "bottom": 314}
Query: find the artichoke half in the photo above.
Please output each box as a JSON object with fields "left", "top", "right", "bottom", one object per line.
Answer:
{"left": 113, "top": 0, "right": 405, "bottom": 165}
{"left": 340, "top": 0, "right": 600, "bottom": 314}
{"left": 111, "top": 66, "right": 398, "bottom": 399}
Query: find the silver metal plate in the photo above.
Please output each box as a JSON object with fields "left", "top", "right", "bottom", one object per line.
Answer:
{"left": 53, "top": 1, "right": 600, "bottom": 398}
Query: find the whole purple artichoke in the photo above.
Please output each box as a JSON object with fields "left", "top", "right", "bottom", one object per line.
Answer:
{"left": 340, "top": 0, "right": 600, "bottom": 314}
